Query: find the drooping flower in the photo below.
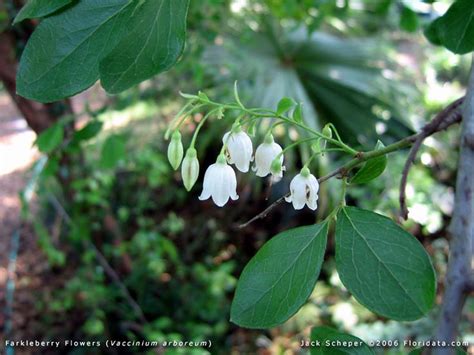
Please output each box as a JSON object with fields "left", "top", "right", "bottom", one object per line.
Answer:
{"left": 285, "top": 167, "right": 319, "bottom": 210}
{"left": 223, "top": 128, "right": 253, "bottom": 172}
{"left": 167, "top": 131, "right": 184, "bottom": 170}
{"left": 253, "top": 134, "right": 284, "bottom": 178}
{"left": 181, "top": 148, "right": 200, "bottom": 191}
{"left": 199, "top": 154, "right": 239, "bottom": 207}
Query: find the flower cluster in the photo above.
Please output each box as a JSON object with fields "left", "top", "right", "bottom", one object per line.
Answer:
{"left": 168, "top": 123, "right": 320, "bottom": 211}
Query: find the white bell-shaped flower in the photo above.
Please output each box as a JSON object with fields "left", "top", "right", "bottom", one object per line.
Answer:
{"left": 223, "top": 128, "right": 253, "bottom": 172}
{"left": 253, "top": 134, "right": 284, "bottom": 178}
{"left": 285, "top": 167, "right": 319, "bottom": 210}
{"left": 199, "top": 154, "right": 239, "bottom": 207}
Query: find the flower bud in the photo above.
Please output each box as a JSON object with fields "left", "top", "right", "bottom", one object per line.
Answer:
{"left": 322, "top": 124, "right": 332, "bottom": 139}
{"left": 311, "top": 139, "right": 321, "bottom": 153}
{"left": 181, "top": 148, "right": 200, "bottom": 191}
{"left": 167, "top": 131, "right": 184, "bottom": 170}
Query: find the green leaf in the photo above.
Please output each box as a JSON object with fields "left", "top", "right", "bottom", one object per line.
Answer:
{"left": 335, "top": 207, "right": 436, "bottom": 321}
{"left": 233, "top": 80, "right": 244, "bottom": 108}
{"left": 351, "top": 141, "right": 387, "bottom": 184}
{"left": 13, "top": 0, "right": 74, "bottom": 24}
{"left": 73, "top": 121, "right": 103, "bottom": 142}
{"left": 33, "top": 220, "right": 66, "bottom": 266}
{"left": 231, "top": 222, "right": 328, "bottom": 329}
{"left": 35, "top": 123, "right": 64, "bottom": 153}
{"left": 399, "top": 6, "right": 419, "bottom": 33}
{"left": 17, "top": 0, "right": 137, "bottom": 102}
{"left": 99, "top": 0, "right": 190, "bottom": 93}
{"left": 42, "top": 156, "right": 60, "bottom": 177}
{"left": 424, "top": 18, "right": 443, "bottom": 46}
{"left": 100, "top": 134, "right": 126, "bottom": 169}
{"left": 310, "top": 326, "right": 374, "bottom": 355}
{"left": 180, "top": 92, "right": 199, "bottom": 100}
{"left": 276, "top": 97, "right": 296, "bottom": 115}
{"left": 293, "top": 103, "right": 303, "bottom": 123}
{"left": 424, "top": 0, "right": 474, "bottom": 54}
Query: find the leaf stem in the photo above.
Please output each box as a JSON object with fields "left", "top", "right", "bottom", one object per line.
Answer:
{"left": 189, "top": 108, "right": 219, "bottom": 149}
{"left": 190, "top": 95, "right": 357, "bottom": 155}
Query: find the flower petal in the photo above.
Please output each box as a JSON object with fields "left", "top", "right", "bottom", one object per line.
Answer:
{"left": 224, "top": 165, "right": 239, "bottom": 201}
{"left": 305, "top": 174, "right": 319, "bottom": 210}
{"left": 289, "top": 174, "right": 307, "bottom": 210}
{"left": 254, "top": 143, "right": 281, "bottom": 177}
{"left": 199, "top": 163, "right": 218, "bottom": 201}
{"left": 224, "top": 131, "right": 253, "bottom": 172}
{"left": 210, "top": 164, "right": 230, "bottom": 207}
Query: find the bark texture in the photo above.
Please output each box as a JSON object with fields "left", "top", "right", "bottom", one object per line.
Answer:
{"left": 432, "top": 55, "right": 474, "bottom": 355}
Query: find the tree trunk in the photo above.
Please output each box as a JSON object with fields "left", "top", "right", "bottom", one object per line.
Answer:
{"left": 432, "top": 54, "right": 474, "bottom": 355}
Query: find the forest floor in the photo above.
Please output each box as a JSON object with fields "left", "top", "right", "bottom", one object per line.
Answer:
{"left": 0, "top": 91, "right": 49, "bottom": 353}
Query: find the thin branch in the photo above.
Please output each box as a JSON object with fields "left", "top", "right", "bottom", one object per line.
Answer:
{"left": 239, "top": 194, "right": 289, "bottom": 228}
{"left": 88, "top": 242, "right": 148, "bottom": 324}
{"left": 240, "top": 100, "right": 463, "bottom": 228}
{"left": 399, "top": 97, "right": 464, "bottom": 220}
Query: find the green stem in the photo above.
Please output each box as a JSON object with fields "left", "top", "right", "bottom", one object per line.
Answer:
{"left": 278, "top": 137, "right": 319, "bottom": 157}
{"left": 319, "top": 134, "right": 416, "bottom": 183}
{"left": 328, "top": 123, "right": 344, "bottom": 144}
{"left": 176, "top": 104, "right": 207, "bottom": 130}
{"left": 189, "top": 108, "right": 219, "bottom": 149}
{"left": 165, "top": 100, "right": 196, "bottom": 138}
{"left": 190, "top": 95, "right": 357, "bottom": 154}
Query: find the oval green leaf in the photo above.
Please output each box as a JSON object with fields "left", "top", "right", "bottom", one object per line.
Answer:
{"left": 100, "top": 134, "right": 126, "bottom": 169}
{"left": 36, "top": 123, "right": 64, "bottom": 153}
{"left": 73, "top": 121, "right": 103, "bottom": 142}
{"left": 310, "top": 326, "right": 374, "bottom": 355}
{"left": 13, "top": 0, "right": 75, "bottom": 24}
{"left": 16, "top": 0, "right": 136, "bottom": 102}
{"left": 351, "top": 141, "right": 386, "bottom": 184}
{"left": 231, "top": 222, "right": 328, "bottom": 329}
{"left": 276, "top": 97, "right": 296, "bottom": 116}
{"left": 424, "top": 0, "right": 474, "bottom": 54}
{"left": 293, "top": 103, "right": 304, "bottom": 123}
{"left": 99, "top": 0, "right": 190, "bottom": 94}
{"left": 399, "top": 6, "right": 419, "bottom": 33}
{"left": 335, "top": 207, "right": 436, "bottom": 321}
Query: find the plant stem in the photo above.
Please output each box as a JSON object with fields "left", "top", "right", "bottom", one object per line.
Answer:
{"left": 239, "top": 106, "right": 462, "bottom": 228}
{"left": 192, "top": 96, "right": 358, "bottom": 154}
{"left": 318, "top": 134, "right": 416, "bottom": 182}
{"left": 432, "top": 55, "right": 474, "bottom": 355}
{"left": 189, "top": 108, "right": 219, "bottom": 148}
